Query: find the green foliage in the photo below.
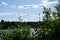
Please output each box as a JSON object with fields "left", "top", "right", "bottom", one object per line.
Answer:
{"left": 43, "top": 7, "right": 51, "bottom": 21}
{"left": 0, "top": 26, "right": 31, "bottom": 40}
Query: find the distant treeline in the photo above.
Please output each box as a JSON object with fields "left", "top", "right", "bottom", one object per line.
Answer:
{"left": 0, "top": 20, "right": 41, "bottom": 29}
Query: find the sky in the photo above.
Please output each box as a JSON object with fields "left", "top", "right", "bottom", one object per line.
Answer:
{"left": 0, "top": 0, "right": 59, "bottom": 22}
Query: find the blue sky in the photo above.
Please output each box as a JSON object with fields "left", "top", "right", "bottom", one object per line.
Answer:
{"left": 0, "top": 0, "right": 58, "bottom": 22}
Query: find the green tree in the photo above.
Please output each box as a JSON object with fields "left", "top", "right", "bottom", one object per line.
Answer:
{"left": 55, "top": 0, "right": 60, "bottom": 20}
{"left": 43, "top": 7, "right": 51, "bottom": 21}
{"left": 54, "top": 0, "right": 60, "bottom": 39}
{"left": 52, "top": 11, "right": 57, "bottom": 20}
{"left": 18, "top": 16, "right": 22, "bottom": 22}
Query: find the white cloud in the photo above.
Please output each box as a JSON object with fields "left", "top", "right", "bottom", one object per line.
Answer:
{"left": 0, "top": 12, "right": 17, "bottom": 16}
{"left": 7, "top": 18, "right": 18, "bottom": 21}
{"left": 0, "top": 12, "right": 43, "bottom": 22}
{"left": 18, "top": 5, "right": 25, "bottom": 9}
{"left": 14, "top": 0, "right": 58, "bottom": 9}
{"left": 2, "top": 18, "right": 19, "bottom": 22}
{"left": 0, "top": 12, "right": 28, "bottom": 17}
{"left": 17, "top": 13, "right": 28, "bottom": 16}
{"left": 18, "top": 5, "right": 31, "bottom": 9}
{"left": 0, "top": 12, "right": 28, "bottom": 21}
{"left": 17, "top": 4, "right": 42, "bottom": 9}
{"left": 41, "top": 0, "right": 58, "bottom": 7}
{"left": 32, "top": 5, "right": 40, "bottom": 9}
{"left": 0, "top": 1, "right": 8, "bottom": 5}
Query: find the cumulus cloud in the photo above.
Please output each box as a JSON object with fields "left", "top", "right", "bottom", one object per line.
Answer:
{"left": 18, "top": 4, "right": 43, "bottom": 9}
{"left": 12, "top": 0, "right": 58, "bottom": 9}
{"left": 0, "top": 1, "right": 8, "bottom": 5}
{"left": 32, "top": 5, "right": 40, "bottom": 9}
{"left": 41, "top": 0, "right": 58, "bottom": 7}
{"left": 16, "top": 4, "right": 42, "bottom": 9}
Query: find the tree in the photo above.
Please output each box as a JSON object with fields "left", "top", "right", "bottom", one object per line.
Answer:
{"left": 1, "top": 20, "right": 4, "bottom": 24}
{"left": 52, "top": 11, "right": 57, "bottom": 20}
{"left": 54, "top": 0, "right": 60, "bottom": 39}
{"left": 18, "top": 16, "right": 22, "bottom": 22}
{"left": 43, "top": 7, "right": 51, "bottom": 21}
{"left": 55, "top": 0, "right": 60, "bottom": 20}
